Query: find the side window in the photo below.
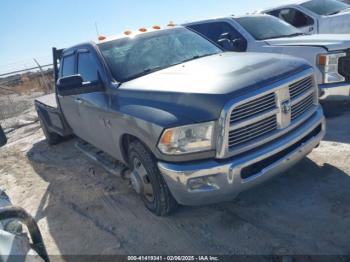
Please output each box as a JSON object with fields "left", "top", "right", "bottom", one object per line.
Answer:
{"left": 188, "top": 22, "right": 244, "bottom": 44}
{"left": 269, "top": 8, "right": 314, "bottom": 28}
{"left": 77, "top": 52, "right": 99, "bottom": 82}
{"left": 61, "top": 55, "right": 75, "bottom": 77}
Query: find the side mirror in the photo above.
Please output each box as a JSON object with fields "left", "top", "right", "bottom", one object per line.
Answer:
{"left": 57, "top": 75, "right": 104, "bottom": 96}
{"left": 0, "top": 125, "right": 7, "bottom": 147}
{"left": 218, "top": 33, "right": 247, "bottom": 52}
{"left": 218, "top": 38, "right": 235, "bottom": 51}
{"left": 57, "top": 75, "right": 83, "bottom": 96}
{"left": 231, "top": 38, "right": 247, "bottom": 52}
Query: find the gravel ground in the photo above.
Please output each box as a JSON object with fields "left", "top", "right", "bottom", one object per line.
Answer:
{"left": 0, "top": 99, "right": 349, "bottom": 256}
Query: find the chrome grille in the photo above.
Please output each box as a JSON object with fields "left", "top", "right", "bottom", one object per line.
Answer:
{"left": 291, "top": 93, "right": 314, "bottom": 121}
{"left": 228, "top": 115, "right": 277, "bottom": 147}
{"left": 218, "top": 69, "right": 318, "bottom": 159}
{"left": 230, "top": 93, "right": 276, "bottom": 123}
{"left": 289, "top": 76, "right": 313, "bottom": 100}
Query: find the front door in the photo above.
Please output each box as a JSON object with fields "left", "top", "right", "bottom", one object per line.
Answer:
{"left": 75, "top": 50, "right": 115, "bottom": 155}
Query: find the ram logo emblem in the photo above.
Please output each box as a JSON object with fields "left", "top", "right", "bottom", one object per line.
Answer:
{"left": 281, "top": 100, "right": 291, "bottom": 115}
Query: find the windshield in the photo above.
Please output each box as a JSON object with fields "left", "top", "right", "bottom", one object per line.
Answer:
{"left": 98, "top": 28, "right": 222, "bottom": 82}
{"left": 301, "top": 0, "right": 350, "bottom": 15}
{"left": 235, "top": 16, "right": 304, "bottom": 40}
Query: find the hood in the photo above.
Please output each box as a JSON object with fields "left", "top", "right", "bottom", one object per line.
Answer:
{"left": 117, "top": 52, "right": 310, "bottom": 125}
{"left": 266, "top": 34, "right": 350, "bottom": 51}
{"left": 121, "top": 52, "right": 309, "bottom": 95}
{"left": 319, "top": 12, "right": 350, "bottom": 34}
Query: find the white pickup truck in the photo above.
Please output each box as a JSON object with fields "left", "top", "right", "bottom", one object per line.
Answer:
{"left": 261, "top": 0, "right": 350, "bottom": 34}
{"left": 185, "top": 14, "right": 350, "bottom": 91}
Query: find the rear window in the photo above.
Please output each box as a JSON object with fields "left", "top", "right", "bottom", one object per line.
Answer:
{"left": 61, "top": 55, "right": 75, "bottom": 77}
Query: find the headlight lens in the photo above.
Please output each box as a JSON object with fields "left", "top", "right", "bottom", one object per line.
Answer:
{"left": 158, "top": 121, "right": 215, "bottom": 155}
{"left": 318, "top": 53, "right": 346, "bottom": 83}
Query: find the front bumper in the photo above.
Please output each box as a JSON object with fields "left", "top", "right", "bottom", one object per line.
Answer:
{"left": 158, "top": 106, "right": 325, "bottom": 206}
{"left": 319, "top": 82, "right": 350, "bottom": 89}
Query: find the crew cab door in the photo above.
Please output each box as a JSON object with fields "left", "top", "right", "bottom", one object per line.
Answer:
{"left": 57, "top": 52, "right": 88, "bottom": 140}
{"left": 267, "top": 7, "right": 317, "bottom": 34}
{"left": 75, "top": 49, "right": 115, "bottom": 155}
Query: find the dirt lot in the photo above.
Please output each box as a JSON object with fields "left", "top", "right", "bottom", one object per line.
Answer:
{"left": 0, "top": 99, "right": 349, "bottom": 256}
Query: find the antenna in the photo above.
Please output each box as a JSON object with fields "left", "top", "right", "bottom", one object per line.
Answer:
{"left": 95, "top": 22, "right": 100, "bottom": 37}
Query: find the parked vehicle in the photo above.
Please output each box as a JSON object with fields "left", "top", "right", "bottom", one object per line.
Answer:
{"left": 261, "top": 0, "right": 350, "bottom": 34}
{"left": 35, "top": 26, "right": 325, "bottom": 216}
{"left": 185, "top": 14, "right": 350, "bottom": 91}
{"left": 0, "top": 125, "right": 49, "bottom": 262}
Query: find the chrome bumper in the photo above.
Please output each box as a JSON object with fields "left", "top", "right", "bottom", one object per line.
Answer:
{"left": 158, "top": 106, "right": 325, "bottom": 206}
{"left": 319, "top": 82, "right": 350, "bottom": 89}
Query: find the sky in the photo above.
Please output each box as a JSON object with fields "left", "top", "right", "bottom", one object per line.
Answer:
{"left": 0, "top": 0, "right": 284, "bottom": 74}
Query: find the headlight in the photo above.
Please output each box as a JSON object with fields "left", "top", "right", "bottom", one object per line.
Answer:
{"left": 158, "top": 121, "right": 215, "bottom": 155}
{"left": 318, "top": 53, "right": 346, "bottom": 83}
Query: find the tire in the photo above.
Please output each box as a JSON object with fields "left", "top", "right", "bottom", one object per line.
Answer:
{"left": 38, "top": 113, "right": 63, "bottom": 145}
{"left": 128, "top": 140, "right": 178, "bottom": 216}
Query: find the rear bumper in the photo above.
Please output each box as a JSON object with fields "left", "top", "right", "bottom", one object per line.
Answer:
{"left": 158, "top": 106, "right": 325, "bottom": 206}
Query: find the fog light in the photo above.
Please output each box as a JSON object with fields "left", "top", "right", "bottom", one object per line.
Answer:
{"left": 188, "top": 176, "right": 219, "bottom": 192}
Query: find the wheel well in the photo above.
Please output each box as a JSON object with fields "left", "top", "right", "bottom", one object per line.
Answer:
{"left": 120, "top": 134, "right": 142, "bottom": 165}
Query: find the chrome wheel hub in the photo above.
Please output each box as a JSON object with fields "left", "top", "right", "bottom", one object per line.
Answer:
{"left": 131, "top": 158, "right": 155, "bottom": 202}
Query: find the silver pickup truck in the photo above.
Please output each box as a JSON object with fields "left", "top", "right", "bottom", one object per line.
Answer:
{"left": 35, "top": 26, "right": 325, "bottom": 216}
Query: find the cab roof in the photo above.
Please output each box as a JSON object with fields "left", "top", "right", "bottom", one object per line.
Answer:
{"left": 96, "top": 24, "right": 182, "bottom": 45}
{"left": 183, "top": 13, "right": 272, "bottom": 26}
{"left": 261, "top": 0, "right": 311, "bottom": 13}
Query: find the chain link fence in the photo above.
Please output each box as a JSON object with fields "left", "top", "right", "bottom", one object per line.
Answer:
{"left": 0, "top": 68, "right": 54, "bottom": 131}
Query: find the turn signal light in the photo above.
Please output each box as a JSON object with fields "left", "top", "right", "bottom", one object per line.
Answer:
{"left": 319, "top": 55, "right": 327, "bottom": 66}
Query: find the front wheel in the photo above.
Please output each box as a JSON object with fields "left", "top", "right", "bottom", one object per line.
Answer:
{"left": 128, "top": 141, "right": 178, "bottom": 216}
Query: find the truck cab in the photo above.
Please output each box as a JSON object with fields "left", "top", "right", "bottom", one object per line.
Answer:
{"left": 35, "top": 25, "right": 325, "bottom": 216}
{"left": 185, "top": 14, "right": 350, "bottom": 91}
{"left": 261, "top": 0, "right": 350, "bottom": 34}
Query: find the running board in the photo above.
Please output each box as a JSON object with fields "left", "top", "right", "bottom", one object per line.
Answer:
{"left": 75, "top": 140, "right": 128, "bottom": 177}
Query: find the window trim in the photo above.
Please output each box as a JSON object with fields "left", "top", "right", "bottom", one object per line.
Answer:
{"left": 268, "top": 6, "right": 315, "bottom": 28}
{"left": 76, "top": 49, "right": 101, "bottom": 83}
{"left": 60, "top": 53, "right": 77, "bottom": 78}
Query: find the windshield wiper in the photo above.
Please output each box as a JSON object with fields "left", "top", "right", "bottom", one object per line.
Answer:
{"left": 265, "top": 32, "right": 306, "bottom": 40}
{"left": 179, "top": 53, "right": 218, "bottom": 64}
{"left": 120, "top": 53, "right": 218, "bottom": 82}
{"left": 121, "top": 66, "right": 166, "bottom": 82}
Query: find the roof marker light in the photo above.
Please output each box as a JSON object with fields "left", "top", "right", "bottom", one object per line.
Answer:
{"left": 98, "top": 35, "right": 107, "bottom": 41}
{"left": 167, "top": 21, "right": 176, "bottom": 27}
{"left": 152, "top": 25, "right": 161, "bottom": 30}
{"left": 139, "top": 28, "right": 147, "bottom": 32}
{"left": 124, "top": 30, "right": 132, "bottom": 35}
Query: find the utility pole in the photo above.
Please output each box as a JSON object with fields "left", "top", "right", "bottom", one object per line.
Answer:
{"left": 33, "top": 58, "right": 50, "bottom": 93}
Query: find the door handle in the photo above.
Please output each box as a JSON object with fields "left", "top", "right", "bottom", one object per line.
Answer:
{"left": 74, "top": 98, "right": 83, "bottom": 104}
